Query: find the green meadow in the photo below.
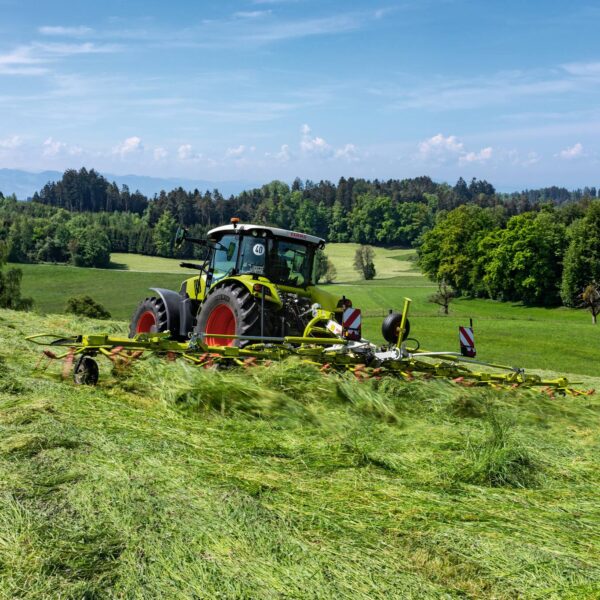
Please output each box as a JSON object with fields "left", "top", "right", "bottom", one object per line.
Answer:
{"left": 0, "top": 309, "right": 599, "bottom": 598}
{"left": 11, "top": 244, "right": 600, "bottom": 377}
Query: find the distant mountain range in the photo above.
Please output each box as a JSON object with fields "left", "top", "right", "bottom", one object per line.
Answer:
{"left": 0, "top": 169, "right": 260, "bottom": 200}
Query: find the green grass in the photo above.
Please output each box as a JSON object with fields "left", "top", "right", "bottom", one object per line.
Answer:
{"left": 0, "top": 309, "right": 599, "bottom": 598}
{"left": 324, "top": 243, "right": 419, "bottom": 282}
{"left": 322, "top": 275, "right": 600, "bottom": 377}
{"left": 109, "top": 252, "right": 197, "bottom": 273}
{"left": 11, "top": 242, "right": 600, "bottom": 377}
{"left": 12, "top": 262, "right": 186, "bottom": 321}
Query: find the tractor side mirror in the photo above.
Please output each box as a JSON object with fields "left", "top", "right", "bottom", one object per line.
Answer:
{"left": 174, "top": 226, "right": 187, "bottom": 249}
{"left": 226, "top": 242, "right": 236, "bottom": 262}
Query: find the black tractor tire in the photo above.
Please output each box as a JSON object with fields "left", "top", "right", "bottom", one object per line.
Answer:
{"left": 195, "top": 283, "right": 271, "bottom": 347}
{"left": 381, "top": 312, "right": 410, "bottom": 344}
{"left": 129, "top": 297, "right": 169, "bottom": 338}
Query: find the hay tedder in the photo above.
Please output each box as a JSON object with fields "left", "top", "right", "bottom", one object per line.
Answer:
{"left": 27, "top": 220, "right": 589, "bottom": 395}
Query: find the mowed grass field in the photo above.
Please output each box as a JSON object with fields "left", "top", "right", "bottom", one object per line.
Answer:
{"left": 11, "top": 244, "right": 600, "bottom": 376}
{"left": 0, "top": 309, "right": 599, "bottom": 598}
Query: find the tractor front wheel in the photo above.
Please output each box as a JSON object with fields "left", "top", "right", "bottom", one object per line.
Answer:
{"left": 195, "top": 284, "right": 269, "bottom": 347}
{"left": 129, "top": 297, "right": 169, "bottom": 338}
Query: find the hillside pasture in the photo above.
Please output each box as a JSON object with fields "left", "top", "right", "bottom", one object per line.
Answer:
{"left": 0, "top": 308, "right": 599, "bottom": 598}
{"left": 11, "top": 243, "right": 600, "bottom": 377}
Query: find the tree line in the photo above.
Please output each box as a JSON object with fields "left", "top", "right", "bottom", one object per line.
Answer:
{"left": 1, "top": 167, "right": 600, "bottom": 311}
{"left": 418, "top": 199, "right": 600, "bottom": 308}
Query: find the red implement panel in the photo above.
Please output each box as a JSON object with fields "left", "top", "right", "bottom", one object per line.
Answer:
{"left": 459, "top": 326, "right": 476, "bottom": 357}
{"left": 343, "top": 308, "right": 362, "bottom": 341}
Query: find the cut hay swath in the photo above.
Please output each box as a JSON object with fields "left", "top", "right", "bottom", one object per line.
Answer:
{"left": 27, "top": 298, "right": 593, "bottom": 396}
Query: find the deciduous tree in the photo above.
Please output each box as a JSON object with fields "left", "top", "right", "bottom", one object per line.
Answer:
{"left": 353, "top": 245, "right": 376, "bottom": 280}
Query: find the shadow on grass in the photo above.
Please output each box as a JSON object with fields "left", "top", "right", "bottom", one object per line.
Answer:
{"left": 107, "top": 261, "right": 129, "bottom": 270}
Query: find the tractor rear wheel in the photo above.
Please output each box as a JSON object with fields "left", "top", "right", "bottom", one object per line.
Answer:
{"left": 129, "top": 297, "right": 169, "bottom": 337}
{"left": 195, "top": 284, "right": 269, "bottom": 347}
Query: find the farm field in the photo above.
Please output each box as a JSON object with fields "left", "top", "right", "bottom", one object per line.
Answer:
{"left": 12, "top": 262, "right": 187, "bottom": 322}
{"left": 110, "top": 252, "right": 196, "bottom": 272}
{"left": 12, "top": 245, "right": 600, "bottom": 377}
{"left": 110, "top": 245, "right": 418, "bottom": 280}
{"left": 0, "top": 308, "right": 599, "bottom": 598}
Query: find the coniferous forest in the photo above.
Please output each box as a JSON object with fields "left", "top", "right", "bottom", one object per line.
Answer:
{"left": 1, "top": 167, "right": 599, "bottom": 308}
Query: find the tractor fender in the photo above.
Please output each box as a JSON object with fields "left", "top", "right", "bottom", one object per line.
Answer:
{"left": 150, "top": 288, "right": 181, "bottom": 335}
{"left": 210, "top": 277, "right": 283, "bottom": 308}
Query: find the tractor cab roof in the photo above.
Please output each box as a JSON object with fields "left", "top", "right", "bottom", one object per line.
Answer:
{"left": 207, "top": 223, "right": 325, "bottom": 247}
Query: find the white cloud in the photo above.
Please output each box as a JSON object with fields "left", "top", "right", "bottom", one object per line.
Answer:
{"left": 113, "top": 136, "right": 143, "bottom": 157}
{"left": 459, "top": 146, "right": 493, "bottom": 165}
{"left": 178, "top": 144, "right": 202, "bottom": 161}
{"left": 562, "top": 61, "right": 600, "bottom": 77}
{"left": 153, "top": 147, "right": 168, "bottom": 160}
{"left": 43, "top": 137, "right": 66, "bottom": 156}
{"left": 178, "top": 144, "right": 193, "bottom": 160}
{"left": 234, "top": 10, "right": 271, "bottom": 18}
{"left": 418, "top": 133, "right": 493, "bottom": 166}
{"left": 0, "top": 41, "right": 118, "bottom": 75}
{"left": 301, "top": 135, "right": 331, "bottom": 155}
{"left": 382, "top": 62, "right": 600, "bottom": 112}
{"left": 0, "top": 135, "right": 23, "bottom": 149}
{"left": 507, "top": 150, "right": 541, "bottom": 167}
{"left": 0, "top": 46, "right": 42, "bottom": 66}
{"left": 334, "top": 143, "right": 359, "bottom": 162}
{"left": 558, "top": 142, "right": 584, "bottom": 159}
{"left": 0, "top": 46, "right": 48, "bottom": 75}
{"left": 300, "top": 124, "right": 333, "bottom": 156}
{"left": 418, "top": 133, "right": 464, "bottom": 158}
{"left": 33, "top": 42, "right": 119, "bottom": 56}
{"left": 38, "top": 26, "right": 93, "bottom": 37}
{"left": 226, "top": 144, "right": 246, "bottom": 158}
{"left": 298, "top": 124, "right": 359, "bottom": 161}
{"left": 42, "top": 137, "right": 83, "bottom": 157}
{"left": 266, "top": 144, "right": 292, "bottom": 162}
{"left": 374, "top": 8, "right": 397, "bottom": 19}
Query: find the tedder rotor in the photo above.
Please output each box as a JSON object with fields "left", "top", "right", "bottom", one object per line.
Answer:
{"left": 27, "top": 220, "right": 591, "bottom": 396}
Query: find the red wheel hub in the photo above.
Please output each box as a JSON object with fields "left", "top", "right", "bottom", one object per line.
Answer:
{"left": 205, "top": 304, "right": 236, "bottom": 346}
{"left": 136, "top": 310, "right": 157, "bottom": 333}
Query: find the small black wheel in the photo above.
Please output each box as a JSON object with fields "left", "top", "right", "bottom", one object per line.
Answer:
{"left": 382, "top": 312, "right": 410, "bottom": 344}
{"left": 73, "top": 356, "right": 99, "bottom": 386}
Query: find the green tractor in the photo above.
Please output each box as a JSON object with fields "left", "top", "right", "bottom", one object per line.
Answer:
{"left": 129, "top": 219, "right": 358, "bottom": 346}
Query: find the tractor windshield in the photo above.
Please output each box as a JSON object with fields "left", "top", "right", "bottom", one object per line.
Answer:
{"left": 211, "top": 234, "right": 239, "bottom": 280}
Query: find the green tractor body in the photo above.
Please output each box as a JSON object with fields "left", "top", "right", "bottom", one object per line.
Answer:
{"left": 129, "top": 221, "right": 351, "bottom": 346}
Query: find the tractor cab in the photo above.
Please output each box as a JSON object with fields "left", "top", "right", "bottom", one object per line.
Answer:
{"left": 130, "top": 220, "right": 342, "bottom": 344}
{"left": 206, "top": 223, "right": 324, "bottom": 289}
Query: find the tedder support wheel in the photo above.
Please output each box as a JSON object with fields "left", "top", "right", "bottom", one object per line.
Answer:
{"left": 129, "top": 297, "right": 169, "bottom": 338}
{"left": 195, "top": 283, "right": 271, "bottom": 347}
{"left": 382, "top": 312, "right": 410, "bottom": 344}
{"left": 73, "top": 356, "right": 99, "bottom": 386}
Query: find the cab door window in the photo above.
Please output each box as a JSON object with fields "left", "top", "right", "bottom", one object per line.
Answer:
{"left": 239, "top": 236, "right": 267, "bottom": 275}
{"left": 211, "top": 234, "right": 239, "bottom": 279}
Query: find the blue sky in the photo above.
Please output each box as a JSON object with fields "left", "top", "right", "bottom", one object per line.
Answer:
{"left": 1, "top": 0, "right": 599, "bottom": 189}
